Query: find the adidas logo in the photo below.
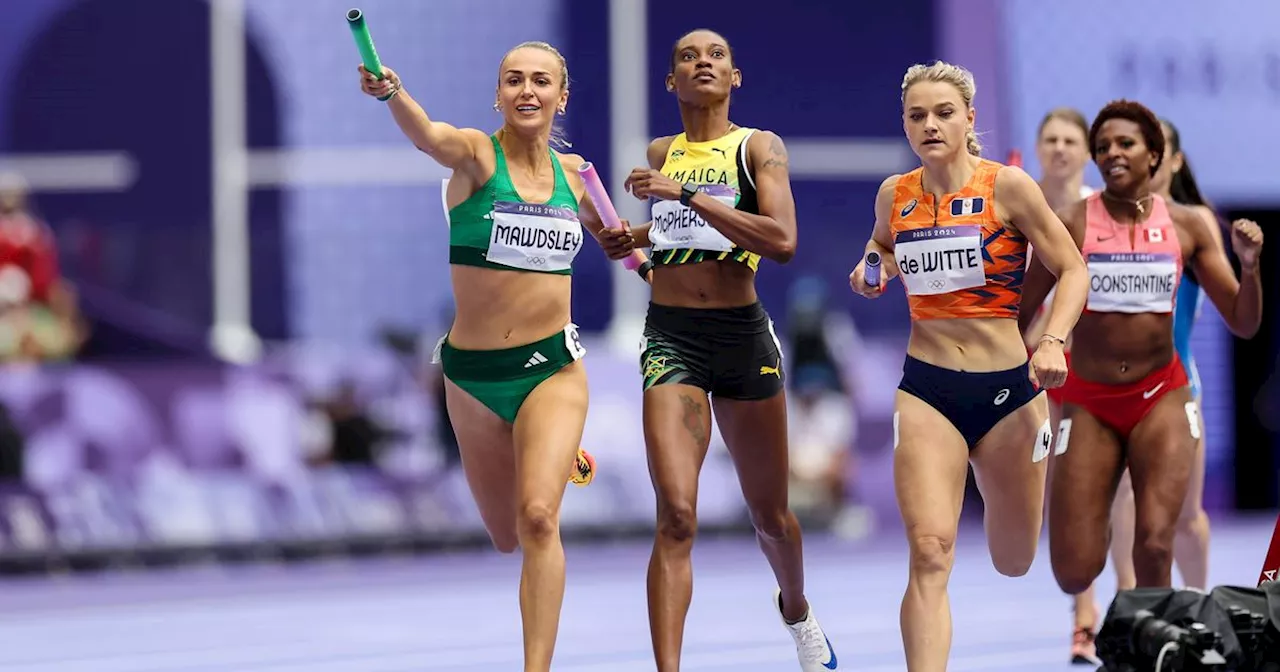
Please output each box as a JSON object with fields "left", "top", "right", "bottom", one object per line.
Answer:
{"left": 523, "top": 351, "right": 548, "bottom": 368}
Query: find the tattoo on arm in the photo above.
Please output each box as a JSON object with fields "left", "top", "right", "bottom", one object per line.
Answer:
{"left": 761, "top": 134, "right": 788, "bottom": 170}
{"left": 679, "top": 393, "right": 709, "bottom": 447}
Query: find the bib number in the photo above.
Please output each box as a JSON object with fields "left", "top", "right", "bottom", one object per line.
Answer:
{"left": 1054, "top": 418, "right": 1072, "bottom": 456}
{"left": 893, "top": 225, "right": 986, "bottom": 296}
{"left": 486, "top": 201, "right": 583, "bottom": 272}
{"left": 563, "top": 324, "right": 586, "bottom": 361}
{"left": 1032, "top": 418, "right": 1052, "bottom": 463}
{"left": 649, "top": 185, "right": 738, "bottom": 252}
{"left": 1185, "top": 401, "right": 1201, "bottom": 440}
{"left": 1085, "top": 253, "right": 1178, "bottom": 313}
{"left": 430, "top": 335, "right": 447, "bottom": 364}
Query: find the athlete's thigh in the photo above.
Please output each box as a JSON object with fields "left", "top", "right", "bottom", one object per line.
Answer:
{"left": 711, "top": 391, "right": 788, "bottom": 512}
{"left": 1042, "top": 396, "right": 1064, "bottom": 516}
{"left": 512, "top": 361, "right": 589, "bottom": 507}
{"left": 1178, "top": 397, "right": 1207, "bottom": 522}
{"left": 894, "top": 391, "right": 970, "bottom": 545}
{"left": 1047, "top": 395, "right": 1064, "bottom": 449}
{"left": 1127, "top": 387, "right": 1197, "bottom": 535}
{"left": 970, "top": 394, "right": 1050, "bottom": 545}
{"left": 640, "top": 324, "right": 715, "bottom": 504}
{"left": 644, "top": 384, "right": 713, "bottom": 505}
{"left": 444, "top": 375, "right": 517, "bottom": 542}
{"left": 1113, "top": 468, "right": 1135, "bottom": 532}
{"left": 704, "top": 310, "right": 790, "bottom": 510}
{"left": 1114, "top": 468, "right": 1134, "bottom": 501}
{"left": 1049, "top": 404, "right": 1126, "bottom": 567}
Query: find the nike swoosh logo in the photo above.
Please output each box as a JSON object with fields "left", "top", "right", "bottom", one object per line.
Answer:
{"left": 823, "top": 635, "right": 838, "bottom": 669}
{"left": 1142, "top": 382, "right": 1165, "bottom": 399}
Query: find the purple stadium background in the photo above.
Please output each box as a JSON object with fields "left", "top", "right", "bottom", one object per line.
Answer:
{"left": 0, "top": 0, "right": 1261, "bottom": 564}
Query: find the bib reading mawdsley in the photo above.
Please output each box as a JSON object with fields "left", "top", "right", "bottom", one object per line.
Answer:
{"left": 485, "top": 201, "right": 584, "bottom": 272}
{"left": 649, "top": 184, "right": 738, "bottom": 253}
{"left": 894, "top": 225, "right": 986, "bottom": 296}
{"left": 1086, "top": 252, "right": 1178, "bottom": 313}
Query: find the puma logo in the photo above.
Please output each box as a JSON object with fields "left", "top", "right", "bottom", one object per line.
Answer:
{"left": 759, "top": 363, "right": 781, "bottom": 378}
{"left": 711, "top": 147, "right": 727, "bottom": 159}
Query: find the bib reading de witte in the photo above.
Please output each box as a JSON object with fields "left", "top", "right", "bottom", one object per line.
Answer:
{"left": 894, "top": 225, "right": 986, "bottom": 296}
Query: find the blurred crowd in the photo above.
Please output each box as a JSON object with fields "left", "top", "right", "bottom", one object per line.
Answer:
{"left": 0, "top": 177, "right": 932, "bottom": 543}
{"left": 0, "top": 173, "right": 86, "bottom": 481}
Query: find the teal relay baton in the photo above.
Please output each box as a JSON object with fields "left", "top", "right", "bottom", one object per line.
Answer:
{"left": 347, "top": 8, "right": 393, "bottom": 101}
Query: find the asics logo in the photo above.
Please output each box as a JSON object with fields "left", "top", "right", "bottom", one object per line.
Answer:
{"left": 993, "top": 388, "right": 1010, "bottom": 405}
{"left": 1143, "top": 382, "right": 1165, "bottom": 399}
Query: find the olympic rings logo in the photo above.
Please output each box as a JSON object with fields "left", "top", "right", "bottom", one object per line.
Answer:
{"left": 928, "top": 279, "right": 947, "bottom": 291}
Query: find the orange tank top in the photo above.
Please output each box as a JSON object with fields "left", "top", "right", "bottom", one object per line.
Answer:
{"left": 889, "top": 160, "right": 1026, "bottom": 321}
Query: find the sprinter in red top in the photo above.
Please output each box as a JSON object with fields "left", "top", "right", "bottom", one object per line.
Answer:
{"left": 1020, "top": 100, "right": 1263, "bottom": 597}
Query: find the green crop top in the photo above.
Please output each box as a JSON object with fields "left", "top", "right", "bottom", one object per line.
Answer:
{"left": 447, "top": 136, "right": 583, "bottom": 275}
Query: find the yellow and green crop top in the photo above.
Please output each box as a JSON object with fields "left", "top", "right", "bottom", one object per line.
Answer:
{"left": 649, "top": 126, "right": 761, "bottom": 271}
{"left": 447, "top": 135, "right": 583, "bottom": 276}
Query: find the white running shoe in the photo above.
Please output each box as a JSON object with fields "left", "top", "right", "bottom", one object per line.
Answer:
{"left": 774, "top": 588, "right": 839, "bottom": 670}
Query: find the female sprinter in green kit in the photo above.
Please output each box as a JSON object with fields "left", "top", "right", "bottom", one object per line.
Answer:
{"left": 359, "top": 41, "right": 644, "bottom": 672}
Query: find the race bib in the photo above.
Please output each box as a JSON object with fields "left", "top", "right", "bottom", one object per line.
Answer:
{"left": 563, "top": 323, "right": 586, "bottom": 361}
{"left": 1054, "top": 418, "right": 1071, "bottom": 456}
{"left": 649, "top": 184, "right": 738, "bottom": 252}
{"left": 894, "top": 225, "right": 986, "bottom": 296}
{"left": 1185, "top": 401, "right": 1201, "bottom": 440}
{"left": 1032, "top": 418, "right": 1052, "bottom": 463}
{"left": 1086, "top": 252, "right": 1177, "bottom": 313}
{"left": 486, "top": 201, "right": 583, "bottom": 272}
{"left": 430, "top": 335, "right": 446, "bottom": 364}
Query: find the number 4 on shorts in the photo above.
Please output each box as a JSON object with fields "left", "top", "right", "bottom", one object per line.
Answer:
{"left": 1032, "top": 419, "right": 1052, "bottom": 463}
